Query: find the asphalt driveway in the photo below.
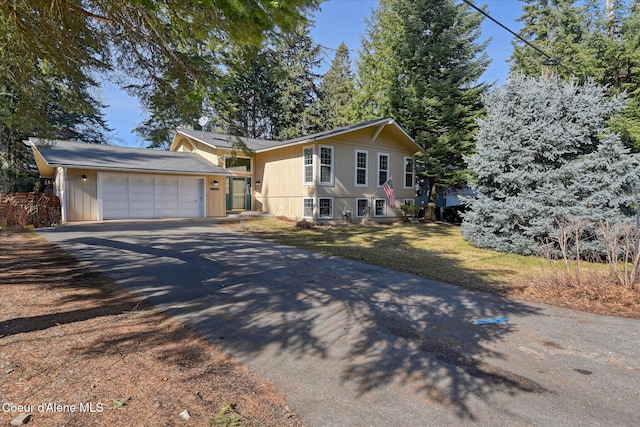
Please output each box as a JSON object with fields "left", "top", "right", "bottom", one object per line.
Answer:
{"left": 38, "top": 220, "right": 640, "bottom": 426}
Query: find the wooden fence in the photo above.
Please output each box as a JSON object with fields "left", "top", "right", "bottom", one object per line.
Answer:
{"left": 0, "top": 192, "right": 61, "bottom": 228}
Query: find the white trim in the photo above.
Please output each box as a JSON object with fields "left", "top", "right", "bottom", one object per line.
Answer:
{"left": 377, "top": 152, "right": 390, "bottom": 187}
{"left": 354, "top": 149, "right": 368, "bottom": 187}
{"left": 318, "top": 197, "right": 334, "bottom": 219}
{"left": 61, "top": 167, "right": 68, "bottom": 223}
{"left": 318, "top": 145, "right": 334, "bottom": 186}
{"left": 302, "top": 145, "right": 314, "bottom": 185}
{"left": 404, "top": 156, "right": 415, "bottom": 189}
{"left": 356, "top": 198, "right": 369, "bottom": 217}
{"left": 302, "top": 197, "right": 314, "bottom": 218}
{"left": 374, "top": 198, "right": 387, "bottom": 217}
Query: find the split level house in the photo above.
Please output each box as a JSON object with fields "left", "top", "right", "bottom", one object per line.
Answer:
{"left": 27, "top": 118, "right": 424, "bottom": 223}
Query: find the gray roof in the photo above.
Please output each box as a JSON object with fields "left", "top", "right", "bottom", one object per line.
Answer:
{"left": 175, "top": 129, "right": 284, "bottom": 152}
{"left": 27, "top": 138, "right": 230, "bottom": 175}
{"left": 176, "top": 117, "right": 422, "bottom": 153}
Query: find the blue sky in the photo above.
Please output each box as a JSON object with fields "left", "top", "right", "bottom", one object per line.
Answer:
{"left": 103, "top": 0, "right": 523, "bottom": 147}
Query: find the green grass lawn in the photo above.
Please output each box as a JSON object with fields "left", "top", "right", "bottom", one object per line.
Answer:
{"left": 236, "top": 218, "right": 549, "bottom": 294}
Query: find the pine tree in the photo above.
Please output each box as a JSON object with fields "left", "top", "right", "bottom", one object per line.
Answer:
{"left": 511, "top": 0, "right": 640, "bottom": 150}
{"left": 510, "top": 0, "right": 589, "bottom": 78}
{"left": 2, "top": 1, "right": 320, "bottom": 149}
{"left": 215, "top": 46, "right": 282, "bottom": 139}
{"left": 0, "top": 46, "right": 109, "bottom": 191}
{"left": 353, "top": 0, "right": 489, "bottom": 208}
{"left": 319, "top": 42, "right": 355, "bottom": 130}
{"left": 272, "top": 24, "right": 323, "bottom": 140}
{"left": 461, "top": 74, "right": 640, "bottom": 255}
{"left": 351, "top": 0, "right": 404, "bottom": 121}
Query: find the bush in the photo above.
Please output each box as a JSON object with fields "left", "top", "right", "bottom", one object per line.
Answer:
{"left": 296, "top": 219, "right": 313, "bottom": 229}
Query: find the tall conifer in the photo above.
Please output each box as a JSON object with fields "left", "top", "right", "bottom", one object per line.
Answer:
{"left": 353, "top": 0, "right": 489, "bottom": 207}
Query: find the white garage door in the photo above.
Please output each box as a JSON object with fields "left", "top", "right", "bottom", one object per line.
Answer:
{"left": 100, "top": 173, "right": 204, "bottom": 219}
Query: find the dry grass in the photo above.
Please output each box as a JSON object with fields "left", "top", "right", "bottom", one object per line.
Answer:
{"left": 0, "top": 231, "right": 301, "bottom": 427}
{"left": 231, "top": 217, "right": 640, "bottom": 319}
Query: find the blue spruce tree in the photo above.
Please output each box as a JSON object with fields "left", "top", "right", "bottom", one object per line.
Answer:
{"left": 461, "top": 74, "right": 640, "bottom": 255}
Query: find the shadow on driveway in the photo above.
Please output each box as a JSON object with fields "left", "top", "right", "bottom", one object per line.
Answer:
{"left": 37, "top": 220, "right": 630, "bottom": 426}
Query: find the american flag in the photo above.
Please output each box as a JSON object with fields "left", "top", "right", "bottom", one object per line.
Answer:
{"left": 382, "top": 177, "right": 395, "bottom": 208}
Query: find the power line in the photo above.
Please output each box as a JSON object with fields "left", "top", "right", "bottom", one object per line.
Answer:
{"left": 460, "top": 0, "right": 567, "bottom": 71}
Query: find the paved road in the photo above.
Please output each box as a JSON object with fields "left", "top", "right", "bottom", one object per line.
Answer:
{"left": 38, "top": 220, "right": 640, "bottom": 426}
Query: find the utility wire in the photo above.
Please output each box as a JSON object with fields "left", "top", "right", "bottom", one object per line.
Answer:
{"left": 460, "top": 0, "right": 571, "bottom": 73}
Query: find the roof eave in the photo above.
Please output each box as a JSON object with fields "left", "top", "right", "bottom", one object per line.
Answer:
{"left": 255, "top": 118, "right": 423, "bottom": 154}
{"left": 50, "top": 163, "right": 231, "bottom": 176}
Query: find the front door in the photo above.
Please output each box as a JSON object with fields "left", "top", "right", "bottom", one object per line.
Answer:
{"left": 226, "top": 177, "right": 252, "bottom": 211}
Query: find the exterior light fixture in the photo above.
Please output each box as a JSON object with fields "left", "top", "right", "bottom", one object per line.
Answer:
{"left": 82, "top": 174, "right": 88, "bottom": 183}
{"left": 255, "top": 180, "right": 261, "bottom": 186}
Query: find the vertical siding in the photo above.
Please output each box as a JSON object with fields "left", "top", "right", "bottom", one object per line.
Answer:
{"left": 66, "top": 169, "right": 98, "bottom": 221}
{"left": 254, "top": 125, "right": 419, "bottom": 221}
{"left": 255, "top": 145, "right": 314, "bottom": 218}
{"left": 206, "top": 175, "right": 226, "bottom": 217}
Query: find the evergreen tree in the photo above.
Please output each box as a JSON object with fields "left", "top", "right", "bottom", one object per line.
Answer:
{"left": 272, "top": 24, "right": 323, "bottom": 140}
{"left": 351, "top": 0, "right": 404, "bottom": 121}
{"left": 353, "top": 0, "right": 489, "bottom": 208}
{"left": 0, "top": 45, "right": 108, "bottom": 191}
{"left": 319, "top": 42, "right": 355, "bottom": 130}
{"left": 1, "top": 1, "right": 320, "bottom": 149}
{"left": 511, "top": 0, "right": 640, "bottom": 150}
{"left": 461, "top": 74, "right": 640, "bottom": 255}
{"left": 217, "top": 47, "right": 282, "bottom": 139}
{"left": 510, "top": 0, "right": 589, "bottom": 78}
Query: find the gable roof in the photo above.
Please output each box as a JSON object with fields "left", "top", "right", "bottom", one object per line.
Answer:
{"left": 26, "top": 138, "right": 230, "bottom": 178}
{"left": 173, "top": 118, "right": 423, "bottom": 154}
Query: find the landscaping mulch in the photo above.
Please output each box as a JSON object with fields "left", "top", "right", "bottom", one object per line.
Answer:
{"left": 0, "top": 231, "right": 302, "bottom": 427}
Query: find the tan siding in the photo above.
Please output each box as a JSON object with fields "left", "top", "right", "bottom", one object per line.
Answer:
{"left": 66, "top": 169, "right": 98, "bottom": 221}
{"left": 173, "top": 135, "right": 223, "bottom": 166}
{"left": 254, "top": 125, "right": 418, "bottom": 220}
{"left": 206, "top": 175, "right": 226, "bottom": 217}
{"left": 254, "top": 145, "right": 313, "bottom": 217}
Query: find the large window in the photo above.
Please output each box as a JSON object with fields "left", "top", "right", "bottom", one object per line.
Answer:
{"left": 355, "top": 150, "right": 368, "bottom": 186}
{"left": 303, "top": 198, "right": 314, "bottom": 218}
{"left": 404, "top": 157, "right": 414, "bottom": 188}
{"left": 378, "top": 153, "right": 389, "bottom": 186}
{"left": 318, "top": 198, "right": 333, "bottom": 218}
{"left": 319, "top": 145, "right": 334, "bottom": 185}
{"left": 303, "top": 146, "right": 314, "bottom": 185}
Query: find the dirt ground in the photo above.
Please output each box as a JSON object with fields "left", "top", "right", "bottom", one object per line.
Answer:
{"left": 0, "top": 231, "right": 302, "bottom": 427}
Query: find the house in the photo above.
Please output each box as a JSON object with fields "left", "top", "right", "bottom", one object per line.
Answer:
{"left": 27, "top": 118, "right": 423, "bottom": 223}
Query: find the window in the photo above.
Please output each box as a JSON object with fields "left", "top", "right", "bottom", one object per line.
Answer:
{"left": 303, "top": 198, "right": 314, "bottom": 218}
{"left": 356, "top": 199, "right": 369, "bottom": 217}
{"left": 404, "top": 157, "right": 414, "bottom": 188}
{"left": 303, "top": 146, "right": 314, "bottom": 185}
{"left": 318, "top": 198, "right": 333, "bottom": 218}
{"left": 319, "top": 145, "right": 334, "bottom": 185}
{"left": 355, "top": 150, "right": 368, "bottom": 186}
{"left": 403, "top": 198, "right": 414, "bottom": 206}
{"left": 225, "top": 157, "right": 251, "bottom": 172}
{"left": 375, "top": 199, "right": 386, "bottom": 216}
{"left": 378, "top": 153, "right": 389, "bottom": 186}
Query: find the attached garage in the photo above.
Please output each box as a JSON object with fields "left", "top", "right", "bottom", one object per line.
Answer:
{"left": 99, "top": 173, "right": 205, "bottom": 220}
{"left": 26, "top": 139, "right": 230, "bottom": 222}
